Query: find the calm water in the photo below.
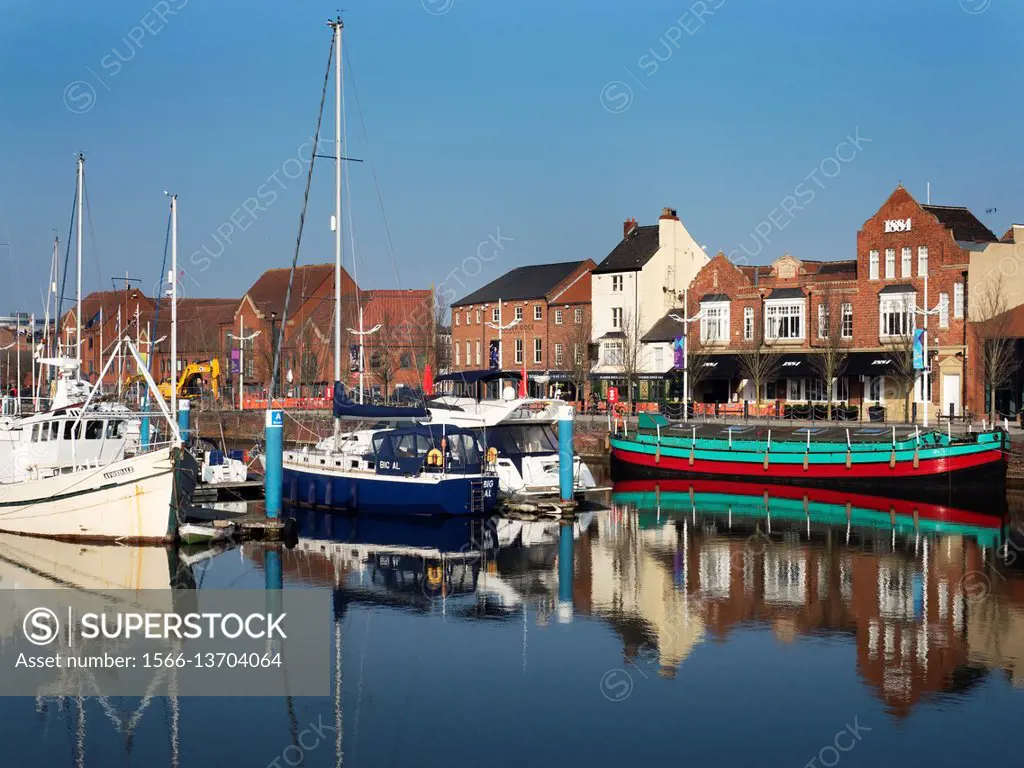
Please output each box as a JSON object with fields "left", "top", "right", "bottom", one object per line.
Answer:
{"left": 2, "top": 484, "right": 1024, "bottom": 767}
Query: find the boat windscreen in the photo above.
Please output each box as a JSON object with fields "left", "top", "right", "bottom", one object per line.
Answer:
{"left": 489, "top": 424, "right": 558, "bottom": 454}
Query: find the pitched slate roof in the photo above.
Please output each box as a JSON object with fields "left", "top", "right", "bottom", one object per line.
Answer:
{"left": 878, "top": 283, "right": 916, "bottom": 295}
{"left": 922, "top": 205, "right": 997, "bottom": 243}
{"left": 592, "top": 225, "right": 660, "bottom": 274}
{"left": 641, "top": 309, "right": 686, "bottom": 343}
{"left": 453, "top": 261, "right": 587, "bottom": 307}
{"left": 700, "top": 293, "right": 729, "bottom": 303}
{"left": 766, "top": 287, "right": 805, "bottom": 299}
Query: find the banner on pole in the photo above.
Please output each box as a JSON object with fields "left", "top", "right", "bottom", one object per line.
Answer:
{"left": 229, "top": 348, "right": 240, "bottom": 374}
{"left": 912, "top": 328, "right": 925, "bottom": 370}
{"left": 672, "top": 336, "right": 684, "bottom": 369}
{"left": 349, "top": 344, "right": 361, "bottom": 373}
{"left": 488, "top": 340, "right": 500, "bottom": 370}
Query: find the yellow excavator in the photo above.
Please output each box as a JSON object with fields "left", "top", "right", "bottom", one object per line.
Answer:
{"left": 124, "top": 359, "right": 220, "bottom": 401}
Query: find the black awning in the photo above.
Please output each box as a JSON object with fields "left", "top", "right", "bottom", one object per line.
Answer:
{"left": 777, "top": 353, "right": 812, "bottom": 376}
{"left": 843, "top": 351, "right": 896, "bottom": 376}
{"left": 694, "top": 354, "right": 741, "bottom": 380}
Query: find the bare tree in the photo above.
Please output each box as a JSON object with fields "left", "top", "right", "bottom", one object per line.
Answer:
{"left": 737, "top": 305, "right": 780, "bottom": 405}
{"left": 683, "top": 333, "right": 712, "bottom": 407}
{"left": 618, "top": 310, "right": 644, "bottom": 411}
{"left": 974, "top": 275, "right": 1018, "bottom": 424}
{"left": 297, "top": 319, "right": 330, "bottom": 398}
{"left": 808, "top": 287, "right": 851, "bottom": 419}
{"left": 562, "top": 310, "right": 593, "bottom": 405}
{"left": 884, "top": 322, "right": 917, "bottom": 424}
{"left": 370, "top": 311, "right": 398, "bottom": 400}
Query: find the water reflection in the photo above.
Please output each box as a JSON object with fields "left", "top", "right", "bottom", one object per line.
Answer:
{"left": 249, "top": 483, "right": 1024, "bottom": 719}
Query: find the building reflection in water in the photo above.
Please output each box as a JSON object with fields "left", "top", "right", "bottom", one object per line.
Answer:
{"left": 255, "top": 485, "right": 1024, "bottom": 721}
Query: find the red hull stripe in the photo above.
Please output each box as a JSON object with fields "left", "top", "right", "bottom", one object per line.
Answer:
{"left": 611, "top": 478, "right": 1002, "bottom": 528}
{"left": 611, "top": 445, "right": 1002, "bottom": 479}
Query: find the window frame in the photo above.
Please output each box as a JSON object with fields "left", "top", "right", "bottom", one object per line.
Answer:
{"left": 700, "top": 301, "right": 731, "bottom": 344}
{"left": 554, "top": 309, "right": 563, "bottom": 325}
{"left": 917, "top": 246, "right": 928, "bottom": 277}
{"left": 878, "top": 293, "right": 915, "bottom": 338}
{"left": 869, "top": 250, "right": 879, "bottom": 281}
{"left": 885, "top": 248, "right": 896, "bottom": 279}
{"left": 743, "top": 307, "right": 753, "bottom": 341}
{"left": 533, "top": 337, "right": 543, "bottom": 364}
{"left": 764, "top": 299, "right": 805, "bottom": 341}
{"left": 901, "top": 247, "right": 912, "bottom": 278}
{"left": 953, "top": 282, "right": 964, "bottom": 319}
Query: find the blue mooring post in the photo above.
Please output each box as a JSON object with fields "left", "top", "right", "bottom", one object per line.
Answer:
{"left": 265, "top": 408, "right": 283, "bottom": 519}
{"left": 557, "top": 521, "right": 574, "bottom": 624}
{"left": 177, "top": 399, "right": 191, "bottom": 443}
{"left": 559, "top": 405, "right": 574, "bottom": 502}
{"left": 265, "top": 547, "right": 283, "bottom": 591}
{"left": 140, "top": 395, "right": 150, "bottom": 452}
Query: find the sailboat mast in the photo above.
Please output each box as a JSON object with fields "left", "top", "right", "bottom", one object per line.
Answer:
{"left": 332, "top": 18, "right": 343, "bottom": 422}
{"left": 76, "top": 153, "right": 84, "bottom": 369}
{"left": 169, "top": 193, "right": 178, "bottom": 420}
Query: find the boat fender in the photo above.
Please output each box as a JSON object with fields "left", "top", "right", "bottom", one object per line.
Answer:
{"left": 655, "top": 445, "right": 661, "bottom": 463}
{"left": 762, "top": 453, "right": 769, "bottom": 471}
{"left": 889, "top": 450, "right": 896, "bottom": 469}
{"left": 802, "top": 453, "right": 809, "bottom": 471}
{"left": 688, "top": 447, "right": 694, "bottom": 466}
{"left": 912, "top": 448, "right": 919, "bottom": 469}
{"left": 486, "top": 447, "right": 498, "bottom": 464}
{"left": 427, "top": 448, "right": 443, "bottom": 466}
{"left": 427, "top": 565, "right": 443, "bottom": 585}
{"left": 604, "top": 434, "right": 610, "bottom": 451}
{"left": 845, "top": 450, "right": 852, "bottom": 469}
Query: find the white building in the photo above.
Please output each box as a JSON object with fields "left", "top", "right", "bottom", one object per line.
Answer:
{"left": 590, "top": 208, "right": 709, "bottom": 394}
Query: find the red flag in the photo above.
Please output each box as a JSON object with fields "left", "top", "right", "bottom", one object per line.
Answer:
{"left": 518, "top": 358, "right": 527, "bottom": 398}
{"left": 423, "top": 363, "right": 434, "bottom": 396}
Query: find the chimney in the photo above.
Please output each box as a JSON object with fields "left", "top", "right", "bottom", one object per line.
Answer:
{"left": 659, "top": 207, "right": 678, "bottom": 221}
{"left": 623, "top": 217, "right": 637, "bottom": 239}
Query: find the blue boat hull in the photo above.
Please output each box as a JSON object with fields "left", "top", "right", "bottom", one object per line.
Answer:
{"left": 282, "top": 466, "right": 498, "bottom": 516}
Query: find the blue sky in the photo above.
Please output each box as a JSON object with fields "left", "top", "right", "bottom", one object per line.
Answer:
{"left": 0, "top": 0, "right": 1020, "bottom": 314}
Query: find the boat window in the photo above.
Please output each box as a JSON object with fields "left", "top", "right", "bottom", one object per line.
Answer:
{"left": 31, "top": 423, "right": 40, "bottom": 442}
{"left": 393, "top": 433, "right": 432, "bottom": 458}
{"left": 49, "top": 421, "right": 59, "bottom": 440}
{"left": 446, "top": 433, "right": 481, "bottom": 465}
{"left": 497, "top": 425, "right": 558, "bottom": 454}
{"left": 106, "top": 420, "right": 125, "bottom": 439}
{"left": 64, "top": 421, "right": 82, "bottom": 440}
{"left": 40, "top": 422, "right": 51, "bottom": 442}
{"left": 85, "top": 420, "right": 104, "bottom": 440}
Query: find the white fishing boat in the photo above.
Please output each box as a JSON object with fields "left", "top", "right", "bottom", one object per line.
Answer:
{"left": 428, "top": 371, "right": 598, "bottom": 499}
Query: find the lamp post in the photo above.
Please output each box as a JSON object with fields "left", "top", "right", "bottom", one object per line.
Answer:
{"left": 668, "top": 288, "right": 704, "bottom": 419}
{"left": 485, "top": 300, "right": 521, "bottom": 371}
{"left": 346, "top": 305, "right": 381, "bottom": 404}
{"left": 227, "top": 316, "right": 261, "bottom": 410}
{"left": 911, "top": 270, "right": 944, "bottom": 427}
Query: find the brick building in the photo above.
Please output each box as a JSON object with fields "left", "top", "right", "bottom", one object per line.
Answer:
{"left": 449, "top": 260, "right": 595, "bottom": 399}
{"left": 235, "top": 264, "right": 435, "bottom": 401}
{"left": 675, "top": 185, "right": 997, "bottom": 420}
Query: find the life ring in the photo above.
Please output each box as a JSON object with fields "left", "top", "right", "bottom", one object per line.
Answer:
{"left": 426, "top": 565, "right": 442, "bottom": 585}
{"left": 486, "top": 447, "right": 498, "bottom": 463}
{"left": 426, "top": 448, "right": 443, "bottom": 466}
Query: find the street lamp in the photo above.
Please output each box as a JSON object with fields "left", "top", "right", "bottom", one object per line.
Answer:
{"left": 227, "top": 316, "right": 261, "bottom": 410}
{"left": 910, "top": 271, "right": 944, "bottom": 427}
{"left": 346, "top": 305, "right": 381, "bottom": 404}
{"left": 484, "top": 299, "right": 522, "bottom": 371}
{"left": 668, "top": 288, "right": 704, "bottom": 420}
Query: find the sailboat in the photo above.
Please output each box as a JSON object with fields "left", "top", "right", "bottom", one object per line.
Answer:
{"left": 279, "top": 19, "right": 498, "bottom": 516}
{"left": 0, "top": 157, "right": 197, "bottom": 542}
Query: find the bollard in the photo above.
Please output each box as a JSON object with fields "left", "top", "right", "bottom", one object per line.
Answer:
{"left": 557, "top": 520, "right": 574, "bottom": 624}
{"left": 265, "top": 408, "right": 284, "bottom": 519}
{"left": 140, "top": 395, "right": 150, "bottom": 451}
{"left": 177, "top": 398, "right": 191, "bottom": 443}
{"left": 559, "top": 405, "right": 575, "bottom": 502}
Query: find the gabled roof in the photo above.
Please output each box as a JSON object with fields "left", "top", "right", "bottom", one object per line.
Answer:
{"left": 453, "top": 261, "right": 587, "bottom": 307}
{"left": 642, "top": 309, "right": 686, "bottom": 343}
{"left": 244, "top": 264, "right": 341, "bottom": 319}
{"left": 592, "top": 225, "right": 660, "bottom": 274}
{"left": 922, "top": 205, "right": 997, "bottom": 243}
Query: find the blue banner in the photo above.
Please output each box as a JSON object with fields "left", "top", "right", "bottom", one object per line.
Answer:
{"left": 912, "top": 329, "right": 925, "bottom": 370}
{"left": 673, "top": 336, "right": 684, "bottom": 369}
{"left": 488, "top": 340, "right": 500, "bottom": 370}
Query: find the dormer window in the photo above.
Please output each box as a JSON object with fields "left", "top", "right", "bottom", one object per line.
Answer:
{"left": 764, "top": 293, "right": 806, "bottom": 341}
{"left": 879, "top": 290, "right": 915, "bottom": 338}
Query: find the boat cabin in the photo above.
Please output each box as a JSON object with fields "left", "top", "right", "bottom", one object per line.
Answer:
{"left": 0, "top": 408, "right": 129, "bottom": 482}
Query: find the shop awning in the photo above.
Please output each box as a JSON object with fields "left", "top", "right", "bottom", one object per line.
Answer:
{"left": 690, "top": 354, "right": 741, "bottom": 380}
{"left": 777, "top": 353, "right": 812, "bottom": 376}
{"left": 842, "top": 351, "right": 897, "bottom": 376}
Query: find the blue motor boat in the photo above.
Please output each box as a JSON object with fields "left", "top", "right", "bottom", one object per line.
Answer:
{"left": 282, "top": 387, "right": 499, "bottom": 516}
